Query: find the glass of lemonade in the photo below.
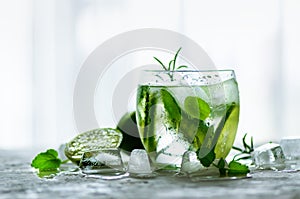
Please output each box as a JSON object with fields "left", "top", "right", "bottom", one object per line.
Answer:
{"left": 136, "top": 70, "right": 240, "bottom": 171}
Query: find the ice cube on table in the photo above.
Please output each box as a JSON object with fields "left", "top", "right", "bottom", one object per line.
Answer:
{"left": 280, "top": 137, "right": 300, "bottom": 170}
{"left": 127, "top": 149, "right": 154, "bottom": 177}
{"left": 252, "top": 143, "right": 285, "bottom": 170}
{"left": 180, "top": 151, "right": 203, "bottom": 174}
{"left": 79, "top": 149, "right": 126, "bottom": 175}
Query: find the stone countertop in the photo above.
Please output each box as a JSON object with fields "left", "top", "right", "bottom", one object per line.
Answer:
{"left": 1, "top": 150, "right": 300, "bottom": 199}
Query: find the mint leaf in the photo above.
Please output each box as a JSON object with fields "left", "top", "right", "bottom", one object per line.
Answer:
{"left": 213, "top": 159, "right": 250, "bottom": 177}
{"left": 184, "top": 96, "right": 210, "bottom": 120}
{"left": 217, "top": 158, "right": 227, "bottom": 176}
{"left": 228, "top": 160, "right": 250, "bottom": 176}
{"left": 198, "top": 147, "right": 215, "bottom": 167}
{"left": 31, "top": 149, "right": 62, "bottom": 171}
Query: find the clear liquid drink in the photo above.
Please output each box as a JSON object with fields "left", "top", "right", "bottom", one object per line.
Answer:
{"left": 136, "top": 70, "right": 239, "bottom": 170}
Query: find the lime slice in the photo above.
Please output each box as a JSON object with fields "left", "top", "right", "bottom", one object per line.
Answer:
{"left": 64, "top": 128, "right": 122, "bottom": 165}
{"left": 117, "top": 111, "right": 144, "bottom": 152}
{"left": 215, "top": 105, "right": 240, "bottom": 159}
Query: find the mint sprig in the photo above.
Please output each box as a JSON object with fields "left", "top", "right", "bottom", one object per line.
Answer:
{"left": 214, "top": 158, "right": 250, "bottom": 176}
{"left": 197, "top": 132, "right": 252, "bottom": 176}
{"left": 31, "top": 149, "right": 66, "bottom": 172}
{"left": 198, "top": 149, "right": 250, "bottom": 176}
{"left": 153, "top": 47, "right": 188, "bottom": 81}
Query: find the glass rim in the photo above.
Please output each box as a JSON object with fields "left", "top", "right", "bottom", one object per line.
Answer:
{"left": 142, "top": 69, "right": 235, "bottom": 73}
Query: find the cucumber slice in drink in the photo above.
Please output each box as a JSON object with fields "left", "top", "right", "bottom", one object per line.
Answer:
{"left": 215, "top": 104, "right": 239, "bottom": 158}
{"left": 198, "top": 103, "right": 239, "bottom": 161}
{"left": 136, "top": 85, "right": 159, "bottom": 153}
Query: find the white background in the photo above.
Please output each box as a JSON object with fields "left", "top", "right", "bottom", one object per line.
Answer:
{"left": 0, "top": 0, "right": 299, "bottom": 149}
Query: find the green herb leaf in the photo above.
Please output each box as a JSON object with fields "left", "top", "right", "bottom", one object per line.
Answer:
{"left": 160, "top": 89, "right": 181, "bottom": 129}
{"left": 217, "top": 158, "right": 227, "bottom": 176}
{"left": 176, "top": 65, "right": 188, "bottom": 70}
{"left": 228, "top": 160, "right": 250, "bottom": 176}
{"left": 184, "top": 96, "right": 210, "bottom": 120}
{"left": 232, "top": 146, "right": 243, "bottom": 152}
{"left": 180, "top": 113, "right": 208, "bottom": 148}
{"left": 153, "top": 47, "right": 188, "bottom": 81}
{"left": 31, "top": 149, "right": 62, "bottom": 171}
{"left": 234, "top": 155, "right": 252, "bottom": 161}
{"left": 168, "top": 60, "right": 174, "bottom": 71}
{"left": 172, "top": 47, "right": 181, "bottom": 71}
{"left": 242, "top": 134, "right": 250, "bottom": 151}
{"left": 232, "top": 133, "right": 254, "bottom": 161}
{"left": 198, "top": 147, "right": 215, "bottom": 167}
{"left": 213, "top": 158, "right": 250, "bottom": 176}
{"left": 153, "top": 56, "right": 168, "bottom": 71}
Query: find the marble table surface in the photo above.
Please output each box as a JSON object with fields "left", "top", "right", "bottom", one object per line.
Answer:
{"left": 1, "top": 149, "right": 300, "bottom": 199}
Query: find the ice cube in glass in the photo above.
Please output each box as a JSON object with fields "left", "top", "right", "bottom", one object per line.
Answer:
{"left": 180, "top": 151, "right": 203, "bottom": 174}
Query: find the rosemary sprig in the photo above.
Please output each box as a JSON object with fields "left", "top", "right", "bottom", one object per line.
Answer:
{"left": 232, "top": 133, "right": 254, "bottom": 161}
{"left": 153, "top": 47, "right": 188, "bottom": 81}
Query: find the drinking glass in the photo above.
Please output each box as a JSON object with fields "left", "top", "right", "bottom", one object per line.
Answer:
{"left": 136, "top": 70, "right": 240, "bottom": 171}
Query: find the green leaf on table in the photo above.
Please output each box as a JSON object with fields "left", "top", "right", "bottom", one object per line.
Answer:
{"left": 31, "top": 149, "right": 62, "bottom": 171}
{"left": 228, "top": 160, "right": 250, "bottom": 176}
{"left": 184, "top": 96, "right": 210, "bottom": 120}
